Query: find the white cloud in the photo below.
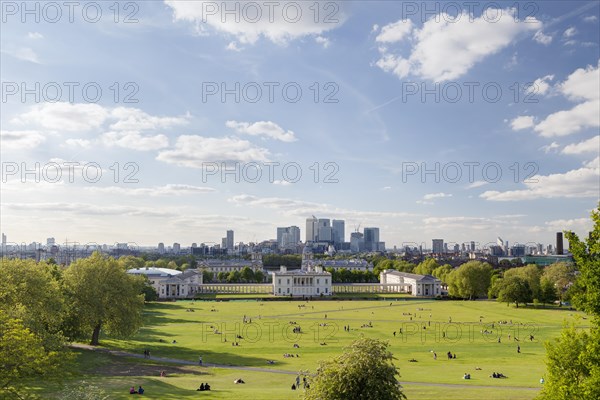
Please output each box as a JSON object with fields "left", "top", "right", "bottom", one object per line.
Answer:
{"left": 101, "top": 131, "right": 169, "bottom": 151}
{"left": 583, "top": 15, "right": 598, "bottom": 23}
{"left": 510, "top": 115, "right": 535, "bottom": 131}
{"left": 527, "top": 74, "right": 554, "bottom": 95}
{"left": 466, "top": 181, "right": 489, "bottom": 189}
{"left": 273, "top": 180, "right": 292, "bottom": 186}
{"left": 226, "top": 41, "right": 243, "bottom": 51}
{"left": 423, "top": 192, "right": 453, "bottom": 200}
{"left": 533, "top": 30, "right": 553, "bottom": 45}
{"left": 2, "top": 47, "right": 40, "bottom": 63}
{"left": 562, "top": 136, "right": 600, "bottom": 154}
{"left": 315, "top": 36, "right": 331, "bottom": 48}
{"left": 375, "top": 8, "right": 542, "bottom": 81}
{"left": 11, "top": 103, "right": 109, "bottom": 132}
{"left": 422, "top": 215, "right": 520, "bottom": 231}
{"left": 540, "top": 141, "right": 560, "bottom": 153}
{"left": 64, "top": 139, "right": 92, "bottom": 148}
{"left": 226, "top": 120, "right": 297, "bottom": 142}
{"left": 563, "top": 27, "right": 577, "bottom": 38}
{"left": 3, "top": 202, "right": 176, "bottom": 218}
{"left": 109, "top": 108, "right": 189, "bottom": 131}
{"left": 9, "top": 104, "right": 189, "bottom": 149}
{"left": 86, "top": 184, "right": 216, "bottom": 196}
{"left": 164, "top": 0, "right": 345, "bottom": 45}
{"left": 375, "top": 19, "right": 413, "bottom": 43}
{"left": 157, "top": 136, "right": 271, "bottom": 167}
{"left": 382, "top": 186, "right": 392, "bottom": 190}
{"left": 0, "top": 130, "right": 46, "bottom": 149}
{"left": 27, "top": 32, "right": 44, "bottom": 40}
{"left": 533, "top": 62, "right": 600, "bottom": 137}
{"left": 480, "top": 162, "right": 599, "bottom": 201}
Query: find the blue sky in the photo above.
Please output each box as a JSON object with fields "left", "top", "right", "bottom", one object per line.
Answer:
{"left": 1, "top": 1, "right": 599, "bottom": 248}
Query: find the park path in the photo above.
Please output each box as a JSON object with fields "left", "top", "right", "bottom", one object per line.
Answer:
{"left": 70, "top": 343, "right": 540, "bottom": 391}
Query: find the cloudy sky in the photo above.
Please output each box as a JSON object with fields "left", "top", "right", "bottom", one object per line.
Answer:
{"left": 1, "top": 1, "right": 599, "bottom": 249}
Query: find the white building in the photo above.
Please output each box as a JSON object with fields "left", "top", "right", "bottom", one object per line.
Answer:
{"left": 380, "top": 270, "right": 442, "bottom": 297}
{"left": 127, "top": 267, "right": 202, "bottom": 299}
{"left": 272, "top": 265, "right": 332, "bottom": 297}
{"left": 198, "top": 259, "right": 263, "bottom": 274}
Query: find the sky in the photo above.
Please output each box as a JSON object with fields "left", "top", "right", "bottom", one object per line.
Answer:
{"left": 1, "top": 1, "right": 599, "bottom": 249}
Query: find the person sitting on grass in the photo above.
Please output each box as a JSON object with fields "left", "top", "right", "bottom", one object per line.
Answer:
{"left": 197, "top": 383, "right": 205, "bottom": 391}
{"left": 129, "top": 386, "right": 138, "bottom": 394}
{"left": 204, "top": 383, "right": 211, "bottom": 390}
{"left": 138, "top": 386, "right": 144, "bottom": 395}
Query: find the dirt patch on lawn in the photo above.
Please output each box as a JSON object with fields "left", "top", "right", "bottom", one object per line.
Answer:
{"left": 89, "top": 356, "right": 207, "bottom": 377}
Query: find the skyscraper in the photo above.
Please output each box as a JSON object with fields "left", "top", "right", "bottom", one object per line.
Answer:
{"left": 556, "top": 232, "right": 563, "bottom": 255}
{"left": 226, "top": 230, "right": 234, "bottom": 251}
{"left": 306, "top": 216, "right": 318, "bottom": 242}
{"left": 432, "top": 239, "right": 444, "bottom": 254}
{"left": 332, "top": 219, "right": 345, "bottom": 245}
{"left": 278, "top": 226, "right": 300, "bottom": 247}
{"left": 350, "top": 232, "right": 364, "bottom": 252}
{"left": 158, "top": 242, "right": 165, "bottom": 254}
{"left": 364, "top": 227, "right": 380, "bottom": 251}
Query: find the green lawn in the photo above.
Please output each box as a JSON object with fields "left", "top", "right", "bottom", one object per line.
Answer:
{"left": 31, "top": 299, "right": 588, "bottom": 399}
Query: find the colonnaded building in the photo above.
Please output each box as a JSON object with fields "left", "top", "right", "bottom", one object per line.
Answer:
{"left": 271, "top": 265, "right": 332, "bottom": 296}
{"left": 127, "top": 267, "right": 202, "bottom": 299}
{"left": 379, "top": 270, "right": 442, "bottom": 297}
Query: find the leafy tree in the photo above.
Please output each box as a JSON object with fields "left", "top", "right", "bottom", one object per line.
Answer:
{"left": 0, "top": 258, "right": 67, "bottom": 352}
{"left": 118, "top": 256, "right": 145, "bottom": 270}
{"left": 227, "top": 270, "right": 241, "bottom": 283}
{"left": 0, "top": 310, "right": 64, "bottom": 398}
{"left": 538, "top": 278, "right": 558, "bottom": 305}
{"left": 432, "top": 264, "right": 453, "bottom": 283}
{"left": 240, "top": 266, "right": 255, "bottom": 283}
{"left": 63, "top": 252, "right": 145, "bottom": 346}
{"left": 504, "top": 264, "right": 542, "bottom": 301}
{"left": 303, "top": 337, "right": 406, "bottom": 400}
{"left": 541, "top": 262, "right": 576, "bottom": 302}
{"left": 538, "top": 324, "right": 600, "bottom": 400}
{"left": 217, "top": 272, "right": 228, "bottom": 282}
{"left": 538, "top": 204, "right": 600, "bottom": 400}
{"left": 414, "top": 258, "right": 439, "bottom": 275}
{"left": 202, "top": 270, "right": 214, "bottom": 283}
{"left": 446, "top": 261, "right": 493, "bottom": 300}
{"left": 496, "top": 275, "right": 532, "bottom": 307}
{"left": 141, "top": 278, "right": 159, "bottom": 302}
{"left": 254, "top": 270, "right": 265, "bottom": 283}
{"left": 394, "top": 260, "right": 415, "bottom": 273}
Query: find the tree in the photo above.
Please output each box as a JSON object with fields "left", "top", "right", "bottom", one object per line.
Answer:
{"left": 240, "top": 266, "right": 255, "bottom": 283}
{"left": 446, "top": 261, "right": 493, "bottom": 299}
{"left": 202, "top": 269, "right": 213, "bottom": 283}
{"left": 538, "top": 204, "right": 600, "bottom": 400}
{"left": 503, "top": 264, "right": 542, "bottom": 301}
{"left": 414, "top": 258, "right": 439, "bottom": 275}
{"left": 432, "top": 264, "right": 453, "bottom": 283}
{"left": 254, "top": 270, "right": 265, "bottom": 283}
{"left": 496, "top": 275, "right": 532, "bottom": 307}
{"left": 63, "top": 252, "right": 145, "bottom": 346}
{"left": 227, "top": 270, "right": 241, "bottom": 283}
{"left": 0, "top": 311, "right": 63, "bottom": 398}
{"left": 303, "top": 337, "right": 406, "bottom": 400}
{"left": 141, "top": 278, "right": 159, "bottom": 302}
{"left": 541, "top": 262, "right": 576, "bottom": 302}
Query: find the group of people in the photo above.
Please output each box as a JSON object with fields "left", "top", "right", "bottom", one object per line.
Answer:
{"left": 143, "top": 349, "right": 150, "bottom": 358}
{"left": 291, "top": 376, "right": 309, "bottom": 390}
{"left": 462, "top": 373, "right": 471, "bottom": 380}
{"left": 283, "top": 353, "right": 299, "bottom": 358}
{"left": 447, "top": 351, "right": 457, "bottom": 359}
{"left": 197, "top": 383, "right": 211, "bottom": 391}
{"left": 491, "top": 372, "right": 507, "bottom": 378}
{"left": 129, "top": 386, "right": 144, "bottom": 394}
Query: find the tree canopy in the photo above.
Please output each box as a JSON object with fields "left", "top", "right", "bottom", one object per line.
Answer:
{"left": 63, "top": 252, "right": 145, "bottom": 345}
{"left": 446, "top": 261, "right": 493, "bottom": 299}
{"left": 303, "top": 337, "right": 406, "bottom": 400}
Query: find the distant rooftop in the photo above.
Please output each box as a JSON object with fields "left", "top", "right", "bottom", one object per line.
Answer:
{"left": 127, "top": 267, "right": 181, "bottom": 276}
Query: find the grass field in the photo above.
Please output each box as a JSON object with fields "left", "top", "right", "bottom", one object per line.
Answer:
{"left": 32, "top": 299, "right": 589, "bottom": 399}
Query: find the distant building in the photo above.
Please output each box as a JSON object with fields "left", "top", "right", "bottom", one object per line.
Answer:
{"left": 432, "top": 239, "right": 444, "bottom": 254}
{"left": 226, "top": 230, "right": 234, "bottom": 252}
{"left": 173, "top": 242, "right": 181, "bottom": 254}
{"left": 272, "top": 265, "right": 332, "bottom": 296}
{"left": 306, "top": 216, "right": 318, "bottom": 242}
{"left": 158, "top": 242, "right": 165, "bottom": 254}
{"left": 380, "top": 270, "right": 442, "bottom": 297}
{"left": 332, "top": 220, "right": 345, "bottom": 245}
{"left": 47, "top": 237, "right": 55, "bottom": 246}
{"left": 198, "top": 259, "right": 263, "bottom": 274}
{"left": 277, "top": 226, "right": 300, "bottom": 248}
{"left": 350, "top": 232, "right": 364, "bottom": 253}
{"left": 127, "top": 267, "right": 202, "bottom": 299}
{"left": 364, "top": 228, "right": 380, "bottom": 252}
{"left": 556, "top": 232, "right": 564, "bottom": 255}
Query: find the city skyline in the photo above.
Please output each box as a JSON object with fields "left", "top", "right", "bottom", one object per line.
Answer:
{"left": 1, "top": 1, "right": 598, "bottom": 246}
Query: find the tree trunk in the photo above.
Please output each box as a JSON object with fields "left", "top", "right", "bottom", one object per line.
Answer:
{"left": 91, "top": 323, "right": 102, "bottom": 346}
